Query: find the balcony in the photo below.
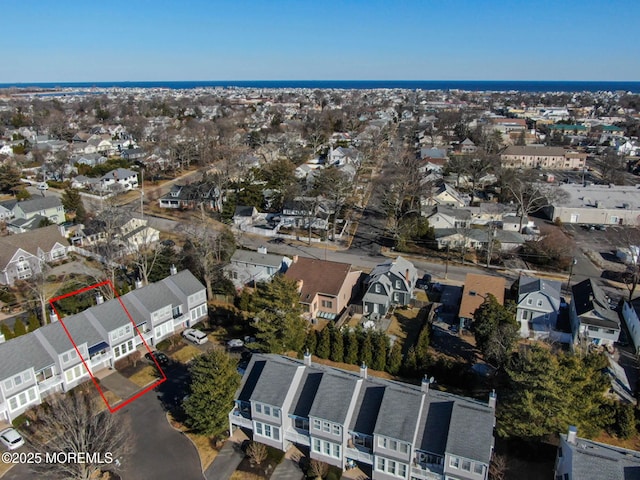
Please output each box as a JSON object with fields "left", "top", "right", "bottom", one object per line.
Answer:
{"left": 345, "top": 447, "right": 373, "bottom": 465}
{"left": 230, "top": 409, "right": 252, "bottom": 429}
{"left": 410, "top": 463, "right": 444, "bottom": 480}
{"left": 284, "top": 428, "right": 311, "bottom": 447}
{"left": 37, "top": 376, "right": 63, "bottom": 394}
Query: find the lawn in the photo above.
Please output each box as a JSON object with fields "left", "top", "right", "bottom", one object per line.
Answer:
{"left": 127, "top": 365, "right": 159, "bottom": 387}
{"left": 170, "top": 345, "right": 203, "bottom": 364}
{"left": 387, "top": 307, "right": 425, "bottom": 352}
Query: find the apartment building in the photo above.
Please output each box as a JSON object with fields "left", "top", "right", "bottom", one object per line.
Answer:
{"left": 500, "top": 145, "right": 586, "bottom": 170}
{"left": 0, "top": 269, "right": 207, "bottom": 422}
{"left": 230, "top": 354, "right": 496, "bottom": 480}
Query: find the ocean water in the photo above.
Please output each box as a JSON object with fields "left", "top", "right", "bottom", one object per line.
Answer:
{"left": 1, "top": 80, "right": 639, "bottom": 93}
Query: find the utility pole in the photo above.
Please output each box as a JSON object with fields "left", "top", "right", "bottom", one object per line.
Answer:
{"left": 566, "top": 257, "right": 577, "bottom": 292}
{"left": 140, "top": 169, "right": 144, "bottom": 218}
{"left": 444, "top": 244, "right": 449, "bottom": 280}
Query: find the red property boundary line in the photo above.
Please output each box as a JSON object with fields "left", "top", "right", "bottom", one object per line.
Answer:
{"left": 49, "top": 280, "right": 167, "bottom": 413}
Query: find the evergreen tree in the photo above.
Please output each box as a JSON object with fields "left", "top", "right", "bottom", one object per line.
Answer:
{"left": 330, "top": 324, "right": 344, "bottom": 363}
{"left": 28, "top": 314, "right": 40, "bottom": 332}
{"left": 184, "top": 349, "right": 241, "bottom": 436}
{"left": 371, "top": 331, "right": 388, "bottom": 371}
{"left": 61, "top": 188, "right": 87, "bottom": 223}
{"left": 498, "top": 345, "right": 611, "bottom": 440}
{"left": 1, "top": 323, "right": 13, "bottom": 340}
{"left": 612, "top": 402, "right": 635, "bottom": 440}
{"left": 386, "top": 340, "right": 403, "bottom": 375}
{"left": 304, "top": 329, "right": 317, "bottom": 355}
{"left": 415, "top": 325, "right": 431, "bottom": 372}
{"left": 13, "top": 319, "right": 27, "bottom": 337}
{"left": 402, "top": 346, "right": 418, "bottom": 377}
{"left": 359, "top": 331, "right": 373, "bottom": 368}
{"left": 252, "top": 275, "right": 307, "bottom": 354}
{"left": 147, "top": 244, "right": 179, "bottom": 283}
{"left": 344, "top": 330, "right": 358, "bottom": 365}
{"left": 316, "top": 326, "right": 331, "bottom": 359}
{"left": 473, "top": 295, "right": 519, "bottom": 368}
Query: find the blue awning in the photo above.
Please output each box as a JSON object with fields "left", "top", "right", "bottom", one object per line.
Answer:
{"left": 89, "top": 341, "right": 109, "bottom": 355}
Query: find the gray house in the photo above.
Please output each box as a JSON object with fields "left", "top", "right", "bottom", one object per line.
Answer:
{"left": 570, "top": 279, "right": 620, "bottom": 347}
{"left": 555, "top": 426, "right": 640, "bottom": 479}
{"left": 362, "top": 257, "right": 418, "bottom": 316}
{"left": 0, "top": 269, "right": 207, "bottom": 422}
{"left": 230, "top": 353, "right": 496, "bottom": 480}
{"left": 224, "top": 247, "right": 291, "bottom": 289}
{"left": 12, "top": 196, "right": 65, "bottom": 225}
{"left": 516, "top": 276, "right": 562, "bottom": 340}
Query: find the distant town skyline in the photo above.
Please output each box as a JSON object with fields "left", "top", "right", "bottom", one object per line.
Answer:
{"left": 3, "top": 0, "right": 639, "bottom": 83}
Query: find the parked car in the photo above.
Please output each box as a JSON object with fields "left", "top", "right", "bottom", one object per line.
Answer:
{"left": 37, "top": 182, "right": 49, "bottom": 191}
{"left": 0, "top": 428, "right": 24, "bottom": 450}
{"left": 183, "top": 328, "right": 208, "bottom": 345}
{"left": 227, "top": 338, "right": 244, "bottom": 349}
{"left": 145, "top": 351, "right": 170, "bottom": 367}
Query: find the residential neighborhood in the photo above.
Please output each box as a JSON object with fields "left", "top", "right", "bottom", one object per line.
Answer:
{"left": 1, "top": 80, "right": 640, "bottom": 480}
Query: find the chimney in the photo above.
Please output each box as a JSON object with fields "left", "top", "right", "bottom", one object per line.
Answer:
{"left": 405, "top": 268, "right": 410, "bottom": 282}
{"left": 421, "top": 375, "right": 434, "bottom": 394}
{"left": 292, "top": 255, "right": 299, "bottom": 263}
{"left": 567, "top": 426, "right": 578, "bottom": 445}
{"left": 488, "top": 389, "right": 497, "bottom": 409}
{"left": 257, "top": 246, "right": 267, "bottom": 255}
{"left": 303, "top": 350, "right": 312, "bottom": 366}
{"left": 170, "top": 264, "right": 177, "bottom": 275}
{"left": 135, "top": 278, "right": 143, "bottom": 289}
{"left": 95, "top": 293, "right": 104, "bottom": 305}
{"left": 50, "top": 309, "right": 58, "bottom": 323}
{"left": 360, "top": 363, "right": 368, "bottom": 379}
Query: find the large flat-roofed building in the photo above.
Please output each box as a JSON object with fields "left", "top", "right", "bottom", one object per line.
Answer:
{"left": 230, "top": 353, "right": 496, "bottom": 480}
{"left": 500, "top": 145, "right": 586, "bottom": 170}
{"left": 544, "top": 184, "right": 640, "bottom": 225}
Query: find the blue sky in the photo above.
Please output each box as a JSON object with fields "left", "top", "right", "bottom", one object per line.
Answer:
{"left": 2, "top": 0, "right": 639, "bottom": 82}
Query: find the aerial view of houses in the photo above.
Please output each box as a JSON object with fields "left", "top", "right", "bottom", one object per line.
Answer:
{"left": 0, "top": 5, "right": 638, "bottom": 476}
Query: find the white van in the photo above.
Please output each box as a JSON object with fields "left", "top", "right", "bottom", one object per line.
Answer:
{"left": 37, "top": 182, "right": 49, "bottom": 191}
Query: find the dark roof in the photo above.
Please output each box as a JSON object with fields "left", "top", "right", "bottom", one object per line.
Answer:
{"left": 309, "top": 373, "right": 359, "bottom": 424}
{"left": 562, "top": 434, "right": 640, "bottom": 480}
{"left": 445, "top": 402, "right": 495, "bottom": 464}
{"left": 234, "top": 205, "right": 257, "bottom": 217}
{"left": 416, "top": 397, "right": 453, "bottom": 454}
{"left": 13, "top": 196, "right": 62, "bottom": 214}
{"left": 374, "top": 387, "right": 423, "bottom": 443}
{"left": 250, "top": 359, "right": 300, "bottom": 407}
{"left": 349, "top": 382, "right": 385, "bottom": 435}
{"left": 291, "top": 371, "right": 323, "bottom": 418}
{"left": 572, "top": 279, "right": 620, "bottom": 329}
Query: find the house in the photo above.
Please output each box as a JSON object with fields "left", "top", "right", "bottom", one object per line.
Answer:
{"left": 421, "top": 183, "right": 468, "bottom": 209}
{"left": 118, "top": 217, "right": 159, "bottom": 252}
{"left": 328, "top": 146, "right": 361, "bottom": 167}
{"left": 97, "top": 168, "right": 139, "bottom": 193}
{"left": 515, "top": 276, "right": 563, "bottom": 340}
{"left": 285, "top": 256, "right": 361, "bottom": 322}
{"left": 424, "top": 205, "right": 471, "bottom": 229}
{"left": 555, "top": 426, "right": 640, "bottom": 480}
{"left": 120, "top": 148, "right": 145, "bottom": 161}
{"left": 544, "top": 184, "right": 640, "bottom": 226}
{"left": 433, "top": 228, "right": 525, "bottom": 252}
{"left": 73, "top": 153, "right": 107, "bottom": 167}
{"left": 233, "top": 206, "right": 260, "bottom": 229}
{"left": 621, "top": 299, "right": 640, "bottom": 355}
{"left": 0, "top": 225, "right": 69, "bottom": 285}
{"left": 459, "top": 138, "right": 477, "bottom": 154}
{"left": 0, "top": 269, "right": 207, "bottom": 421}
{"left": 229, "top": 353, "right": 496, "bottom": 480}
{"left": 500, "top": 145, "right": 586, "bottom": 170}
{"left": 362, "top": 256, "right": 417, "bottom": 317}
{"left": 281, "top": 197, "right": 328, "bottom": 230}
{"left": 225, "top": 247, "right": 292, "bottom": 289}
{"left": 458, "top": 274, "right": 505, "bottom": 329}
{"left": 570, "top": 279, "right": 620, "bottom": 347}
{"left": 158, "top": 183, "right": 222, "bottom": 211}
{"left": 12, "top": 196, "right": 65, "bottom": 225}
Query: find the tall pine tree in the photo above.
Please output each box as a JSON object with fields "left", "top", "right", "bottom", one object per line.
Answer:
{"left": 316, "top": 326, "right": 331, "bottom": 359}
{"left": 330, "top": 324, "right": 344, "bottom": 363}
{"left": 344, "top": 330, "right": 358, "bottom": 365}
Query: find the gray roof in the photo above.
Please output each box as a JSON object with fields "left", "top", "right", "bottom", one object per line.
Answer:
{"left": 349, "top": 381, "right": 385, "bottom": 435}
{"left": 38, "top": 311, "right": 104, "bottom": 353}
{"left": 427, "top": 205, "right": 472, "bottom": 221}
{"left": 132, "top": 282, "right": 181, "bottom": 313}
{"left": 13, "top": 196, "right": 62, "bottom": 214}
{"left": 249, "top": 360, "right": 300, "bottom": 407}
{"left": 572, "top": 279, "right": 620, "bottom": 329}
{"left": 415, "top": 395, "right": 454, "bottom": 454}
{"left": 231, "top": 250, "right": 285, "bottom": 269}
{"left": 562, "top": 434, "right": 640, "bottom": 480}
{"left": 445, "top": 402, "right": 495, "bottom": 464}
{"left": 290, "top": 370, "right": 324, "bottom": 418}
{"left": 0, "top": 334, "right": 55, "bottom": 379}
{"left": 518, "top": 276, "right": 561, "bottom": 310}
{"left": 101, "top": 168, "right": 138, "bottom": 180}
{"left": 165, "top": 270, "right": 206, "bottom": 297}
{"left": 309, "top": 373, "right": 359, "bottom": 424}
{"left": 374, "top": 387, "right": 423, "bottom": 443}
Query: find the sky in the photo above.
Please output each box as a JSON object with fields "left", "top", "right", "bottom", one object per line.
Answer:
{"left": 2, "top": 0, "right": 639, "bottom": 83}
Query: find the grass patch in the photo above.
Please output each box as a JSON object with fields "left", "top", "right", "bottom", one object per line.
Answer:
{"left": 230, "top": 472, "right": 264, "bottom": 480}
{"left": 168, "top": 413, "right": 219, "bottom": 470}
{"left": 387, "top": 308, "right": 423, "bottom": 348}
{"left": 170, "top": 345, "right": 203, "bottom": 364}
{"left": 302, "top": 354, "right": 395, "bottom": 380}
{"left": 127, "top": 365, "right": 158, "bottom": 387}
{"left": 594, "top": 431, "right": 640, "bottom": 451}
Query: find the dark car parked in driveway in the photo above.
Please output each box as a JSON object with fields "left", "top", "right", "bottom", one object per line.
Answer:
{"left": 145, "top": 351, "right": 170, "bottom": 367}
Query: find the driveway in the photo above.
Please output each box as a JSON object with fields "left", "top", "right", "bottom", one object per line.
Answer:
{"left": 270, "top": 458, "right": 304, "bottom": 480}
{"left": 204, "top": 437, "right": 245, "bottom": 480}
{"left": 100, "top": 371, "right": 142, "bottom": 400}
{"left": 2, "top": 364, "right": 202, "bottom": 480}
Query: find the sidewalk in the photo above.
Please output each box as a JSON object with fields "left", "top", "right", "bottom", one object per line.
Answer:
{"left": 203, "top": 430, "right": 246, "bottom": 480}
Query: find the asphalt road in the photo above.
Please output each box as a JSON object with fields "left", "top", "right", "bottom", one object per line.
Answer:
{"left": 2, "top": 363, "right": 202, "bottom": 480}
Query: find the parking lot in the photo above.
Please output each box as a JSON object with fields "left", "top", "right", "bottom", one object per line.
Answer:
{"left": 564, "top": 224, "right": 640, "bottom": 260}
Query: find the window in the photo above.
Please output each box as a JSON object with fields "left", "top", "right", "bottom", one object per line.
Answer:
{"left": 64, "top": 364, "right": 86, "bottom": 384}
{"left": 254, "top": 421, "right": 280, "bottom": 441}
{"left": 172, "top": 305, "right": 183, "bottom": 318}
{"left": 374, "top": 284, "right": 381, "bottom": 293}
{"left": 537, "top": 299, "right": 543, "bottom": 307}
{"left": 255, "top": 404, "right": 262, "bottom": 414}
{"left": 323, "top": 421, "right": 331, "bottom": 433}
{"left": 606, "top": 329, "right": 616, "bottom": 335}
{"left": 313, "top": 419, "right": 321, "bottom": 430}
{"left": 36, "top": 366, "right": 54, "bottom": 383}
{"left": 587, "top": 325, "right": 599, "bottom": 332}
{"left": 311, "top": 438, "right": 341, "bottom": 459}
{"left": 264, "top": 405, "right": 271, "bottom": 416}
{"left": 399, "top": 443, "right": 409, "bottom": 454}
{"left": 449, "top": 456, "right": 459, "bottom": 468}
{"left": 462, "top": 460, "right": 471, "bottom": 471}
{"left": 474, "top": 463, "right": 485, "bottom": 474}
{"left": 395, "top": 280, "right": 402, "bottom": 289}
{"left": 527, "top": 298, "right": 533, "bottom": 305}
{"left": 375, "top": 456, "right": 407, "bottom": 478}
{"left": 321, "top": 300, "right": 333, "bottom": 308}
{"left": 332, "top": 424, "right": 341, "bottom": 436}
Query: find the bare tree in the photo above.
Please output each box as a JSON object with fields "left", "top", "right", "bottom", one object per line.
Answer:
{"left": 246, "top": 441, "right": 268, "bottom": 466}
{"left": 489, "top": 453, "right": 507, "bottom": 480}
{"left": 309, "top": 459, "right": 329, "bottom": 479}
{"left": 28, "top": 391, "right": 131, "bottom": 480}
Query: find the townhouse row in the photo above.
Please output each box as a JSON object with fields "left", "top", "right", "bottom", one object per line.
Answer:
{"left": 230, "top": 353, "right": 496, "bottom": 480}
{"left": 0, "top": 269, "right": 207, "bottom": 422}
